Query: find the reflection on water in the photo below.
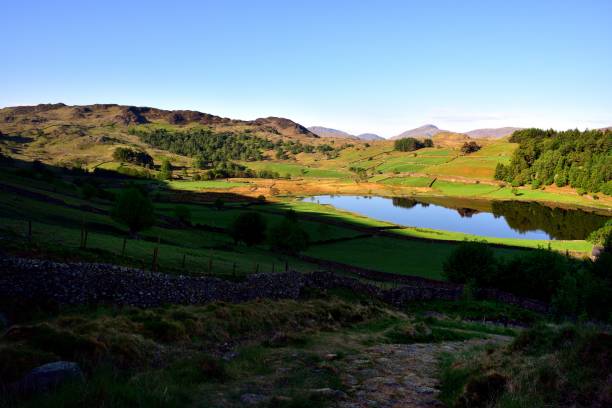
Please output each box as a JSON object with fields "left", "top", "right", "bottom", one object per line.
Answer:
{"left": 308, "top": 195, "right": 609, "bottom": 240}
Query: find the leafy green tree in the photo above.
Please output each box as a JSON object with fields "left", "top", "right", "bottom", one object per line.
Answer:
{"left": 158, "top": 158, "right": 173, "bottom": 180}
{"left": 229, "top": 212, "right": 267, "bottom": 246}
{"left": 111, "top": 188, "right": 155, "bottom": 236}
{"left": 268, "top": 211, "right": 310, "bottom": 254}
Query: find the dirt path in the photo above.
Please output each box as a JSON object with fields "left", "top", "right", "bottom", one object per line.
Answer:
{"left": 337, "top": 338, "right": 509, "bottom": 408}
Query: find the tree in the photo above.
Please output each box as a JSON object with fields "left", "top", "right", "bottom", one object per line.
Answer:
{"left": 158, "top": 158, "right": 173, "bottom": 180}
{"left": 192, "top": 155, "right": 207, "bottom": 169}
{"left": 268, "top": 211, "right": 310, "bottom": 254}
{"left": 442, "top": 241, "right": 498, "bottom": 286}
{"left": 229, "top": 212, "right": 267, "bottom": 246}
{"left": 111, "top": 188, "right": 155, "bottom": 236}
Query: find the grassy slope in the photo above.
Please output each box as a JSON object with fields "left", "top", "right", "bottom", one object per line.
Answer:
{"left": 304, "top": 236, "right": 528, "bottom": 280}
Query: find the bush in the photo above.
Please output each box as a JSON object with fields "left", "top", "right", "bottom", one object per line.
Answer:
{"left": 174, "top": 206, "right": 191, "bottom": 225}
{"left": 587, "top": 220, "right": 612, "bottom": 249}
{"left": 229, "top": 212, "right": 267, "bottom": 246}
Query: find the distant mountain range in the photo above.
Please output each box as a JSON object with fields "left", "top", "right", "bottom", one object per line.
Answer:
{"left": 310, "top": 123, "right": 523, "bottom": 140}
{"left": 307, "top": 126, "right": 384, "bottom": 141}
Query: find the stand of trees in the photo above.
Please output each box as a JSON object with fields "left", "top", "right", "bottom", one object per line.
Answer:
{"left": 394, "top": 137, "right": 433, "bottom": 152}
{"left": 135, "top": 128, "right": 271, "bottom": 164}
{"left": 112, "top": 147, "right": 154, "bottom": 167}
{"left": 460, "top": 141, "right": 481, "bottom": 154}
{"left": 494, "top": 128, "right": 612, "bottom": 194}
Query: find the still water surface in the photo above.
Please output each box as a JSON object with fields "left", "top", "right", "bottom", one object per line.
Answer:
{"left": 306, "top": 195, "right": 609, "bottom": 240}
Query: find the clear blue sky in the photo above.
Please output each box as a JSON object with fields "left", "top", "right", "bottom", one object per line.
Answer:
{"left": 2, "top": 0, "right": 611, "bottom": 137}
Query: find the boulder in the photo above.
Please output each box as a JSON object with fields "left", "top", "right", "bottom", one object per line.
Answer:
{"left": 16, "top": 361, "right": 84, "bottom": 394}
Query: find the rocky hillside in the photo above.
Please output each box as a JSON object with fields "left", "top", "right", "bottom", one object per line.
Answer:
{"left": 0, "top": 103, "right": 318, "bottom": 139}
{"left": 0, "top": 103, "right": 319, "bottom": 165}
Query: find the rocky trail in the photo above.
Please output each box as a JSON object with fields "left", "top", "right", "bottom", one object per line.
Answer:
{"left": 337, "top": 338, "right": 510, "bottom": 408}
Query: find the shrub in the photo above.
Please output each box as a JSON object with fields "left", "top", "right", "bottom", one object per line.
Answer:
{"left": 442, "top": 241, "right": 498, "bottom": 286}
{"left": 173, "top": 206, "right": 191, "bottom": 225}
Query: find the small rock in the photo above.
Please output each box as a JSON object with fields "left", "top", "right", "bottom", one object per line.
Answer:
{"left": 0, "top": 312, "right": 8, "bottom": 330}
{"left": 222, "top": 351, "right": 238, "bottom": 361}
{"left": 310, "top": 387, "right": 347, "bottom": 399}
{"left": 324, "top": 353, "right": 338, "bottom": 361}
{"left": 240, "top": 393, "right": 269, "bottom": 405}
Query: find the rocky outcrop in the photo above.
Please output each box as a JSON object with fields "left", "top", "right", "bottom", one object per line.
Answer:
{"left": 10, "top": 361, "right": 84, "bottom": 394}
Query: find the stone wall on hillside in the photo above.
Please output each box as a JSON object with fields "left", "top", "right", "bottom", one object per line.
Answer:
{"left": 0, "top": 256, "right": 548, "bottom": 313}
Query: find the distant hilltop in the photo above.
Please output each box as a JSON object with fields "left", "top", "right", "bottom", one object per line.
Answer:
{"left": 390, "top": 124, "right": 446, "bottom": 140}
{"left": 307, "top": 126, "right": 384, "bottom": 140}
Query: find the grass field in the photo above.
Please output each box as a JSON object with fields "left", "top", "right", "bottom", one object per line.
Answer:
{"left": 304, "top": 236, "right": 528, "bottom": 280}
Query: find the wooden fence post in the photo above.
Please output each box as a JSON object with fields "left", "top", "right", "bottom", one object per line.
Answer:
{"left": 83, "top": 228, "right": 88, "bottom": 249}
{"left": 255, "top": 263, "right": 259, "bottom": 273}
{"left": 121, "top": 238, "right": 127, "bottom": 256}
{"left": 285, "top": 261, "right": 288, "bottom": 272}
{"left": 182, "top": 254, "right": 186, "bottom": 269}
{"left": 152, "top": 247, "right": 158, "bottom": 272}
{"left": 80, "top": 222, "right": 84, "bottom": 248}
